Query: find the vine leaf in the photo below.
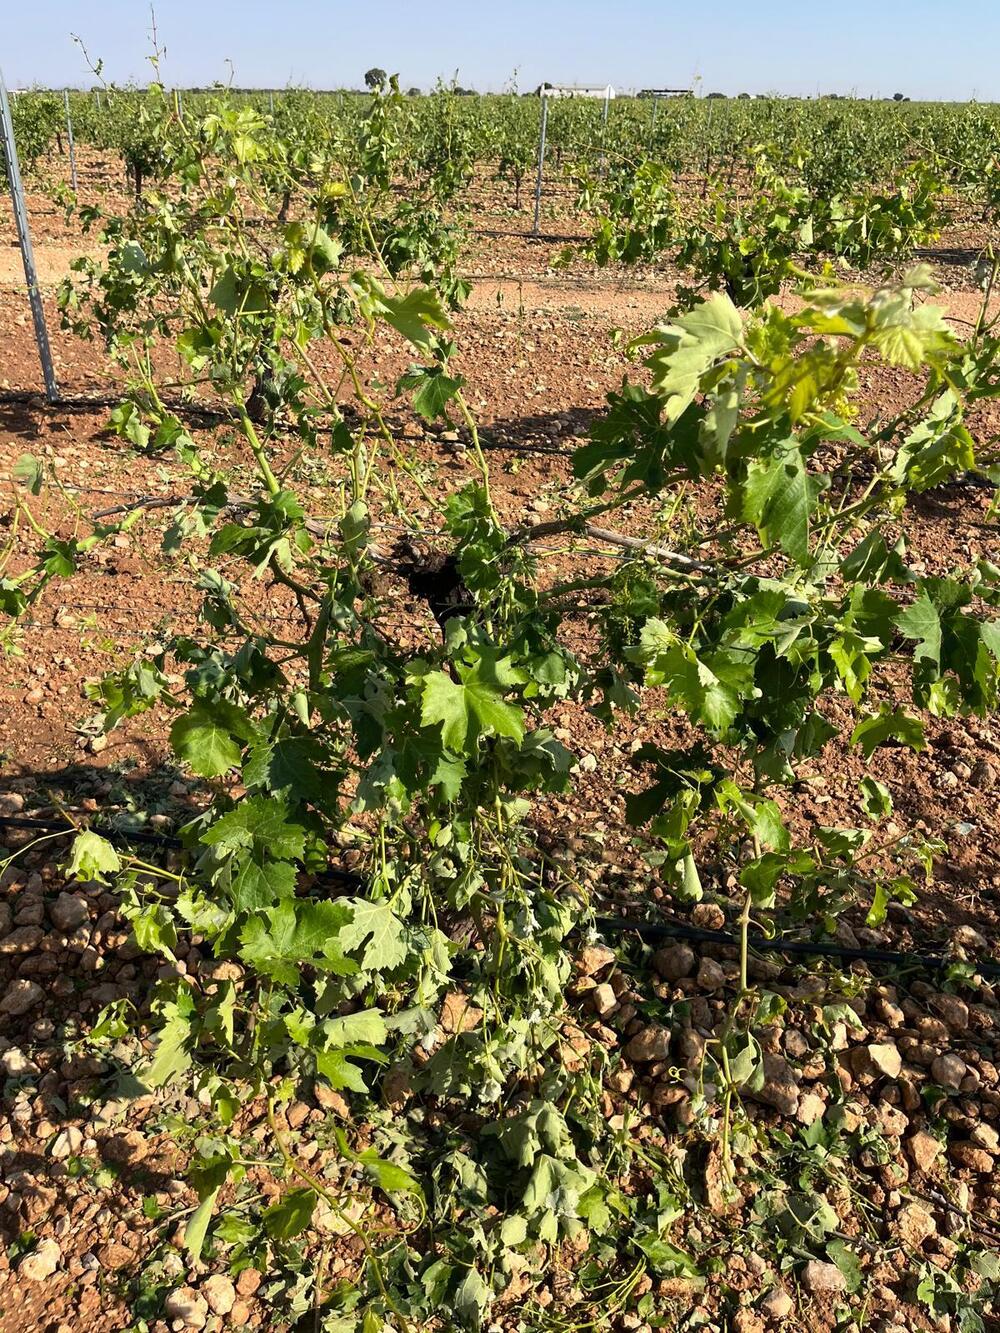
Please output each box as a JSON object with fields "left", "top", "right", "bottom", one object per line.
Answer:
{"left": 850, "top": 706, "right": 926, "bottom": 758}
{"left": 170, "top": 700, "right": 253, "bottom": 777}
{"left": 262, "top": 1187, "right": 317, "bottom": 1240}
{"left": 378, "top": 287, "right": 451, "bottom": 351}
{"left": 896, "top": 591, "right": 942, "bottom": 666}
{"left": 339, "top": 899, "right": 409, "bottom": 971}
{"left": 643, "top": 293, "right": 743, "bottom": 423}
{"left": 238, "top": 900, "right": 357, "bottom": 985}
{"left": 742, "top": 437, "right": 811, "bottom": 564}
{"left": 66, "top": 831, "right": 120, "bottom": 884}
{"left": 397, "top": 364, "right": 466, "bottom": 422}
{"left": 201, "top": 795, "right": 306, "bottom": 861}
{"left": 420, "top": 654, "right": 526, "bottom": 751}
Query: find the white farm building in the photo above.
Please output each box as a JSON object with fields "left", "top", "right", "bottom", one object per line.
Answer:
{"left": 536, "top": 83, "right": 616, "bottom": 100}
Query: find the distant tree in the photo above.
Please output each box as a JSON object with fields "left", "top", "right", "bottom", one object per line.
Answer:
{"left": 407, "top": 86, "right": 421, "bottom": 97}
{"left": 738, "top": 92, "right": 751, "bottom": 99}
{"left": 364, "top": 67, "right": 387, "bottom": 92}
{"left": 893, "top": 92, "right": 905, "bottom": 102}
{"left": 706, "top": 91, "right": 725, "bottom": 99}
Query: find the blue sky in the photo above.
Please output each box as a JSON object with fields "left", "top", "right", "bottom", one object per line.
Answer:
{"left": 5, "top": 1, "right": 998, "bottom": 101}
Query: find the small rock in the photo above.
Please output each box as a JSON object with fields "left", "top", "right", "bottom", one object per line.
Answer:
{"left": 314, "top": 1084, "right": 350, "bottom": 1116}
{"left": 931, "top": 1053, "right": 968, "bottom": 1090}
{"left": 235, "top": 1269, "right": 262, "bottom": 1296}
{"left": 861, "top": 1042, "right": 902, "bottom": 1080}
{"left": 577, "top": 944, "right": 616, "bottom": 977}
{"left": 590, "top": 983, "right": 617, "bottom": 1017}
{"left": 949, "top": 1141, "right": 994, "bottom": 1174}
{"left": 624, "top": 1026, "right": 672, "bottom": 1063}
{"left": 969, "top": 759, "right": 996, "bottom": 790}
{"left": 102, "top": 1130, "right": 149, "bottom": 1165}
{"left": 759, "top": 1287, "right": 794, "bottom": 1321}
{"left": 970, "top": 1123, "right": 1000, "bottom": 1154}
{"left": 164, "top": 1286, "right": 209, "bottom": 1328}
{"left": 49, "top": 893, "right": 89, "bottom": 932}
{"left": 784, "top": 1028, "right": 810, "bottom": 1060}
{"left": 1, "top": 1047, "right": 40, "bottom": 1077}
{"left": 796, "top": 1092, "right": 826, "bottom": 1126}
{"left": 800, "top": 1260, "right": 847, "bottom": 1294}
{"left": 930, "top": 994, "right": 969, "bottom": 1032}
{"left": 696, "top": 958, "right": 726, "bottom": 990}
{"left": 0, "top": 978, "right": 45, "bottom": 1016}
{"left": 20, "top": 1238, "right": 61, "bottom": 1281}
{"left": 750, "top": 1054, "right": 800, "bottom": 1117}
{"left": 952, "top": 924, "right": 988, "bottom": 951}
{"left": 652, "top": 943, "right": 695, "bottom": 981}
{"left": 51, "top": 1126, "right": 84, "bottom": 1160}
{"left": 692, "top": 903, "right": 726, "bottom": 931}
{"left": 896, "top": 1202, "right": 935, "bottom": 1248}
{"left": 97, "top": 1242, "right": 133, "bottom": 1269}
{"left": 440, "top": 990, "right": 484, "bottom": 1035}
{"left": 907, "top": 1130, "right": 943, "bottom": 1174}
{"left": 201, "top": 1273, "right": 236, "bottom": 1316}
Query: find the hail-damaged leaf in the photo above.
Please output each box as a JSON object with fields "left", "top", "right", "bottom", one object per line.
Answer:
{"left": 642, "top": 292, "right": 743, "bottom": 421}
{"left": 850, "top": 706, "right": 926, "bottom": 758}
{"left": 238, "top": 900, "right": 357, "bottom": 986}
{"left": 201, "top": 795, "right": 306, "bottom": 861}
{"left": 419, "top": 651, "right": 526, "bottom": 752}
{"left": 741, "top": 436, "right": 812, "bottom": 565}
{"left": 339, "top": 899, "right": 409, "bottom": 971}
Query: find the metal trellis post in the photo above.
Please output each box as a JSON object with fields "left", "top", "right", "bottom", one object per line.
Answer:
{"left": 600, "top": 85, "right": 611, "bottom": 176}
{"left": 64, "top": 90, "right": 77, "bottom": 192}
{"left": 532, "top": 94, "right": 549, "bottom": 237}
{"left": 0, "top": 72, "right": 59, "bottom": 403}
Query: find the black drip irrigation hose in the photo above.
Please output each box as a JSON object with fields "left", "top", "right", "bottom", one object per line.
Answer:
{"left": 3, "top": 815, "right": 998, "bottom": 979}
{"left": 1, "top": 815, "right": 181, "bottom": 848}
{"left": 594, "top": 916, "right": 1000, "bottom": 982}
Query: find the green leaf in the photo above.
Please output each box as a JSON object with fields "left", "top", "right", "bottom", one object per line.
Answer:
{"left": 140, "top": 992, "right": 195, "bottom": 1088}
{"left": 315, "top": 1049, "right": 374, "bottom": 1092}
{"left": 742, "top": 436, "right": 811, "bottom": 565}
{"left": 379, "top": 287, "right": 451, "bottom": 351}
{"left": 634, "top": 1231, "right": 699, "bottom": 1276}
{"left": 644, "top": 293, "right": 743, "bottom": 423}
{"left": 184, "top": 1188, "right": 220, "bottom": 1263}
{"left": 859, "top": 776, "right": 893, "bottom": 818}
{"left": 130, "top": 905, "right": 178, "bottom": 959}
{"left": 826, "top": 1238, "right": 863, "bottom": 1294}
{"left": 896, "top": 591, "right": 942, "bottom": 666}
{"left": 65, "top": 831, "right": 120, "bottom": 884}
{"left": 238, "top": 900, "right": 357, "bottom": 986}
{"left": 397, "top": 364, "right": 466, "bottom": 421}
{"left": 321, "top": 1009, "right": 387, "bottom": 1047}
{"left": 202, "top": 796, "right": 306, "bottom": 862}
{"left": 338, "top": 900, "right": 409, "bottom": 971}
{"left": 851, "top": 707, "right": 926, "bottom": 758}
{"left": 171, "top": 701, "right": 251, "bottom": 777}
{"left": 262, "top": 1187, "right": 316, "bottom": 1240}
{"left": 453, "top": 1266, "right": 491, "bottom": 1330}
{"left": 12, "top": 454, "right": 44, "bottom": 495}
{"left": 230, "top": 858, "right": 298, "bottom": 913}
{"left": 420, "top": 654, "right": 525, "bottom": 752}
{"left": 358, "top": 1149, "right": 420, "bottom": 1195}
